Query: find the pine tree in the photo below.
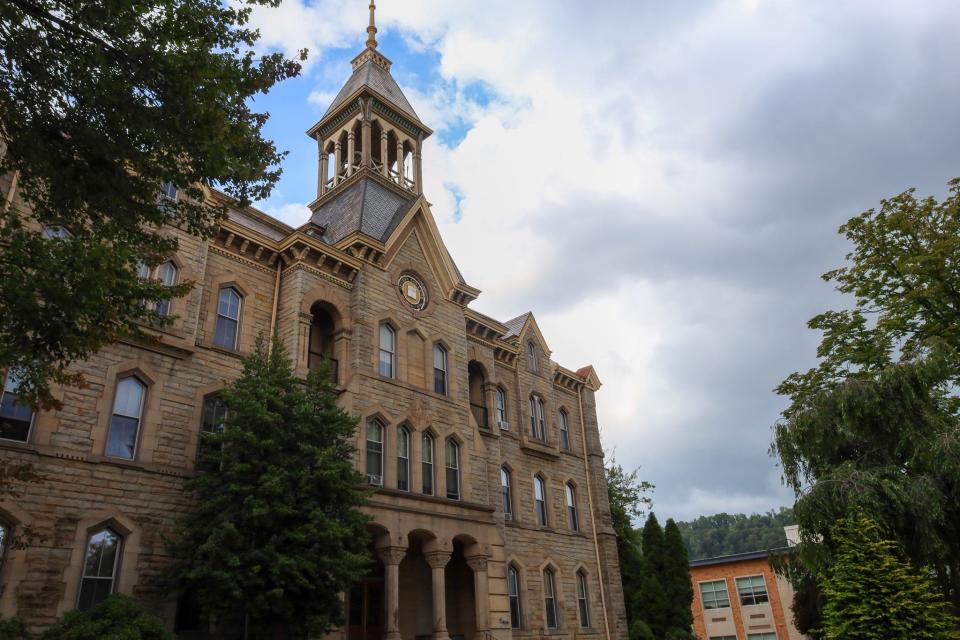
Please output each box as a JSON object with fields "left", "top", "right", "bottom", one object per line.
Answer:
{"left": 819, "top": 510, "right": 959, "bottom": 640}
{"left": 662, "top": 519, "right": 694, "bottom": 635}
{"left": 168, "top": 335, "right": 371, "bottom": 638}
{"left": 634, "top": 513, "right": 669, "bottom": 637}
{"left": 641, "top": 513, "right": 666, "bottom": 578}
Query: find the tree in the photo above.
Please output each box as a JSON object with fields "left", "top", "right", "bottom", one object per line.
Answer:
{"left": 819, "top": 510, "right": 959, "bottom": 640}
{"left": 0, "top": 455, "right": 41, "bottom": 550}
{"left": 676, "top": 508, "right": 795, "bottom": 560}
{"left": 773, "top": 178, "right": 960, "bottom": 616}
{"left": 38, "top": 595, "right": 173, "bottom": 640}
{"left": 0, "top": 0, "right": 305, "bottom": 408}
{"left": 168, "top": 335, "right": 371, "bottom": 638}
{"left": 662, "top": 519, "right": 694, "bottom": 635}
{"left": 606, "top": 460, "right": 654, "bottom": 632}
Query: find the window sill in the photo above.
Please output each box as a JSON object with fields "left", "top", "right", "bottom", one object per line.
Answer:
{"left": 520, "top": 439, "right": 560, "bottom": 460}
{"left": 197, "top": 341, "right": 247, "bottom": 360}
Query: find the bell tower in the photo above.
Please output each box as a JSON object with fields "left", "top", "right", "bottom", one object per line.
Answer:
{"left": 306, "top": 1, "right": 433, "bottom": 204}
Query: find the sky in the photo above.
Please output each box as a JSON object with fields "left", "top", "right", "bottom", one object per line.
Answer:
{"left": 242, "top": 0, "right": 960, "bottom": 522}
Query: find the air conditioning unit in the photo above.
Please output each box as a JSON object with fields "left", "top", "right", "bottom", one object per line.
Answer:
{"left": 504, "top": 512, "right": 513, "bottom": 522}
{"left": 367, "top": 474, "right": 383, "bottom": 487}
{"left": 498, "top": 420, "right": 510, "bottom": 431}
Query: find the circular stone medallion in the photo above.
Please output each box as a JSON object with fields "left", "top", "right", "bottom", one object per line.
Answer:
{"left": 398, "top": 273, "right": 428, "bottom": 311}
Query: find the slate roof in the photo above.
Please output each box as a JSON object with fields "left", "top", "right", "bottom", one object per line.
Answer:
{"left": 503, "top": 313, "right": 532, "bottom": 339}
{"left": 310, "top": 177, "right": 415, "bottom": 245}
{"left": 323, "top": 58, "right": 420, "bottom": 125}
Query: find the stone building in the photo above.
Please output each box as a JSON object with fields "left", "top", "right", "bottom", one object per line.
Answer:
{"left": 0, "top": 4, "right": 627, "bottom": 639}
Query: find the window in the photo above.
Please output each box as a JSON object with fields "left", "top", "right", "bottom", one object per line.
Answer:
{"left": 709, "top": 637, "right": 738, "bottom": 640}
{"left": 77, "top": 528, "right": 121, "bottom": 611}
{"left": 136, "top": 262, "right": 150, "bottom": 280}
{"left": 213, "top": 287, "right": 242, "bottom": 349}
{"left": 507, "top": 564, "right": 522, "bottom": 629}
{"left": 534, "top": 475, "right": 547, "bottom": 526}
{"left": 160, "top": 181, "right": 178, "bottom": 201}
{"left": 0, "top": 369, "right": 34, "bottom": 442}
{"left": 559, "top": 409, "right": 570, "bottom": 450}
{"left": 543, "top": 568, "right": 558, "bottom": 629}
{"left": 529, "top": 395, "right": 546, "bottom": 441}
{"left": 747, "top": 634, "right": 778, "bottom": 640}
{"left": 501, "top": 467, "right": 513, "bottom": 520}
{"left": 105, "top": 377, "right": 146, "bottom": 459}
{"left": 699, "top": 579, "right": 731, "bottom": 609}
{"left": 433, "top": 344, "right": 447, "bottom": 395}
{"left": 495, "top": 387, "right": 507, "bottom": 428}
{"left": 566, "top": 483, "right": 579, "bottom": 531}
{"left": 378, "top": 324, "right": 395, "bottom": 378}
{"left": 421, "top": 433, "right": 434, "bottom": 496}
{"left": 154, "top": 261, "right": 179, "bottom": 317}
{"left": 200, "top": 395, "right": 227, "bottom": 435}
{"left": 445, "top": 438, "right": 460, "bottom": 500}
{"left": 42, "top": 225, "right": 71, "bottom": 239}
{"left": 0, "top": 520, "right": 9, "bottom": 576}
{"left": 397, "top": 426, "right": 410, "bottom": 491}
{"left": 736, "top": 575, "right": 770, "bottom": 606}
{"left": 527, "top": 340, "right": 538, "bottom": 372}
{"left": 576, "top": 570, "right": 590, "bottom": 628}
{"left": 366, "top": 419, "right": 384, "bottom": 486}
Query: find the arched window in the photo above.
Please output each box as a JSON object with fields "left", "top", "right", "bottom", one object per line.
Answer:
{"left": 421, "top": 433, "right": 435, "bottom": 496}
{"left": 135, "top": 261, "right": 150, "bottom": 280}
{"left": 527, "top": 340, "right": 538, "bottom": 372}
{"left": 366, "top": 419, "right": 384, "bottom": 486}
{"left": 534, "top": 475, "right": 547, "bottom": 526}
{"left": 529, "top": 395, "right": 546, "bottom": 441}
{"left": 576, "top": 570, "right": 590, "bottom": 628}
{"left": 559, "top": 409, "right": 570, "bottom": 450}
{"left": 507, "top": 564, "right": 523, "bottom": 629}
{"left": 501, "top": 466, "right": 513, "bottom": 520}
{"left": 433, "top": 344, "right": 447, "bottom": 395}
{"left": 378, "top": 324, "right": 395, "bottom": 378}
{"left": 566, "top": 483, "right": 579, "bottom": 531}
{"left": 77, "top": 527, "right": 122, "bottom": 611}
{"left": 213, "top": 287, "right": 242, "bottom": 349}
{"left": 154, "top": 261, "right": 179, "bottom": 317}
{"left": 397, "top": 426, "right": 410, "bottom": 491}
{"left": 1, "top": 369, "right": 34, "bottom": 443}
{"left": 543, "top": 567, "right": 558, "bottom": 629}
{"left": 445, "top": 439, "right": 460, "bottom": 500}
{"left": 201, "top": 395, "right": 227, "bottom": 435}
{"left": 106, "top": 377, "right": 146, "bottom": 459}
{"left": 495, "top": 387, "right": 507, "bottom": 429}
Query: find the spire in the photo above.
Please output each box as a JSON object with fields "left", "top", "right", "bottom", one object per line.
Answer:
{"left": 366, "top": 1, "right": 378, "bottom": 50}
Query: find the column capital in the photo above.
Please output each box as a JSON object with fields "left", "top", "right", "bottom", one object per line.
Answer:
{"left": 424, "top": 550, "right": 452, "bottom": 569}
{"left": 465, "top": 554, "right": 489, "bottom": 572}
{"left": 376, "top": 545, "right": 407, "bottom": 566}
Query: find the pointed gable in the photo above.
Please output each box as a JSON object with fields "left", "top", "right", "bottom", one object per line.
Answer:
{"left": 323, "top": 56, "right": 421, "bottom": 125}
{"left": 503, "top": 311, "right": 551, "bottom": 358}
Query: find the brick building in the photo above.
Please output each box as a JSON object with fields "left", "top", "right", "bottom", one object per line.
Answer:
{"left": 0, "top": 4, "right": 627, "bottom": 639}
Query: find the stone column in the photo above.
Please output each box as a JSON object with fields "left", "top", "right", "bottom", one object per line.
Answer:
{"left": 396, "top": 139, "right": 405, "bottom": 186}
{"left": 414, "top": 135, "right": 424, "bottom": 195}
{"left": 381, "top": 130, "right": 389, "bottom": 177}
{"left": 361, "top": 119, "right": 372, "bottom": 168}
{"left": 334, "top": 141, "right": 343, "bottom": 186}
{"left": 466, "top": 555, "right": 491, "bottom": 632}
{"left": 377, "top": 546, "right": 407, "bottom": 640}
{"left": 347, "top": 130, "right": 356, "bottom": 177}
{"left": 319, "top": 150, "right": 328, "bottom": 197}
{"left": 424, "top": 550, "right": 452, "bottom": 640}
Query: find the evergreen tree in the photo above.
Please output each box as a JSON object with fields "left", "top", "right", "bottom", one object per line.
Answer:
{"left": 662, "top": 519, "right": 694, "bottom": 634}
{"left": 168, "top": 335, "right": 371, "bottom": 638}
{"left": 635, "top": 513, "right": 669, "bottom": 637}
{"left": 819, "top": 510, "right": 959, "bottom": 640}
{"left": 641, "top": 513, "right": 666, "bottom": 578}
{"left": 606, "top": 461, "right": 653, "bottom": 628}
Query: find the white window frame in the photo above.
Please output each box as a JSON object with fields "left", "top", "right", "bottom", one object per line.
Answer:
{"left": 699, "top": 579, "right": 731, "bottom": 610}
{"left": 76, "top": 527, "right": 122, "bottom": 611}
{"left": 0, "top": 369, "right": 35, "bottom": 443}
{"left": 559, "top": 409, "right": 570, "bottom": 450}
{"left": 543, "top": 567, "right": 558, "bottom": 629}
{"left": 445, "top": 438, "right": 460, "bottom": 500}
{"left": 528, "top": 340, "right": 538, "bottom": 371}
{"left": 154, "top": 260, "right": 179, "bottom": 317}
{"left": 576, "top": 570, "right": 590, "bottom": 628}
{"left": 378, "top": 323, "right": 395, "bottom": 378}
{"left": 433, "top": 343, "right": 447, "bottom": 395}
{"left": 105, "top": 376, "right": 146, "bottom": 460}
{"left": 566, "top": 483, "right": 579, "bottom": 531}
{"left": 396, "top": 426, "right": 410, "bottom": 492}
{"left": 736, "top": 574, "right": 770, "bottom": 606}
{"left": 421, "top": 433, "right": 435, "bottom": 496}
{"left": 508, "top": 564, "right": 523, "bottom": 629}
{"left": 366, "top": 419, "right": 384, "bottom": 486}
{"left": 495, "top": 387, "right": 507, "bottom": 427}
{"left": 501, "top": 466, "right": 513, "bottom": 520}
{"left": 534, "top": 475, "right": 548, "bottom": 526}
{"left": 213, "top": 287, "right": 242, "bottom": 350}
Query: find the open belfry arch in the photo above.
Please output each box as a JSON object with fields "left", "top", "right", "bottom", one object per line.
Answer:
{"left": 0, "top": 2, "right": 627, "bottom": 638}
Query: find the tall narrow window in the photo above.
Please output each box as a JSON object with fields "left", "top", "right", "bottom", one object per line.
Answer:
{"left": 105, "top": 377, "right": 146, "bottom": 459}
{"left": 508, "top": 564, "right": 522, "bottom": 629}
{"left": 495, "top": 387, "right": 507, "bottom": 428}
{"left": 527, "top": 341, "right": 538, "bottom": 372}
{"left": 445, "top": 439, "right": 460, "bottom": 500}
{"left": 366, "top": 419, "right": 384, "bottom": 486}
{"left": 534, "top": 475, "right": 547, "bottom": 526}
{"left": 200, "top": 395, "right": 227, "bottom": 435}
{"left": 0, "top": 520, "right": 10, "bottom": 577}
{"left": 559, "top": 409, "right": 570, "bottom": 450}
{"left": 154, "top": 261, "right": 179, "bottom": 317}
{"left": 397, "top": 426, "right": 410, "bottom": 491}
{"left": 421, "top": 433, "right": 434, "bottom": 496}
{"left": 136, "top": 262, "right": 150, "bottom": 280}
{"left": 433, "top": 344, "right": 447, "bottom": 395}
{"left": 77, "top": 528, "right": 121, "bottom": 611}
{"left": 566, "top": 483, "right": 579, "bottom": 531}
{"left": 160, "top": 181, "right": 178, "bottom": 201}
{"left": 543, "top": 568, "right": 558, "bottom": 629}
{"left": 378, "top": 324, "right": 395, "bottom": 378}
{"left": 501, "top": 466, "right": 513, "bottom": 520}
{"left": 213, "top": 287, "right": 242, "bottom": 349}
{"left": 529, "top": 395, "right": 546, "bottom": 441}
{"left": 0, "top": 369, "right": 34, "bottom": 442}
{"left": 576, "top": 570, "right": 590, "bottom": 628}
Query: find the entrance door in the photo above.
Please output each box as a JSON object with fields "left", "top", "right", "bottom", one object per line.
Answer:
{"left": 347, "top": 579, "right": 384, "bottom": 640}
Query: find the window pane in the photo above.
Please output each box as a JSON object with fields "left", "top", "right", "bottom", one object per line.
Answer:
{"left": 218, "top": 289, "right": 241, "bottom": 320}
{"left": 214, "top": 316, "right": 238, "bottom": 349}
{"left": 508, "top": 566, "right": 522, "bottom": 629}
{"left": 445, "top": 440, "right": 459, "bottom": 500}
{"left": 433, "top": 345, "right": 446, "bottom": 370}
{"left": 78, "top": 529, "right": 120, "bottom": 611}
{"left": 201, "top": 396, "right": 227, "bottom": 433}
{"left": 113, "top": 378, "right": 145, "bottom": 418}
{"left": 544, "top": 570, "right": 557, "bottom": 629}
{"left": 577, "top": 572, "right": 590, "bottom": 628}
{"left": 422, "top": 435, "right": 434, "bottom": 495}
{"left": 501, "top": 468, "right": 512, "bottom": 515}
{"left": 0, "top": 371, "right": 34, "bottom": 442}
{"left": 366, "top": 421, "right": 383, "bottom": 481}
{"left": 106, "top": 415, "right": 139, "bottom": 459}
{"left": 379, "top": 324, "right": 394, "bottom": 351}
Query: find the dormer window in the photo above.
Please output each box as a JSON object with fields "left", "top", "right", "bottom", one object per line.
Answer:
{"left": 527, "top": 341, "right": 538, "bottom": 372}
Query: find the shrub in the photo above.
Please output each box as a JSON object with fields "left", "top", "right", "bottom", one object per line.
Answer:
{"left": 39, "top": 596, "right": 173, "bottom": 640}
{"left": 0, "top": 617, "right": 32, "bottom": 640}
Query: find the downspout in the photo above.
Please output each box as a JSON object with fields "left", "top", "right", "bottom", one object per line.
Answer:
{"left": 2, "top": 170, "right": 19, "bottom": 214}
{"left": 579, "top": 384, "right": 611, "bottom": 640}
{"left": 268, "top": 253, "right": 282, "bottom": 354}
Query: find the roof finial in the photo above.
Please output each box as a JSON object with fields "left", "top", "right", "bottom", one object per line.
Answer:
{"left": 366, "top": 1, "right": 378, "bottom": 49}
